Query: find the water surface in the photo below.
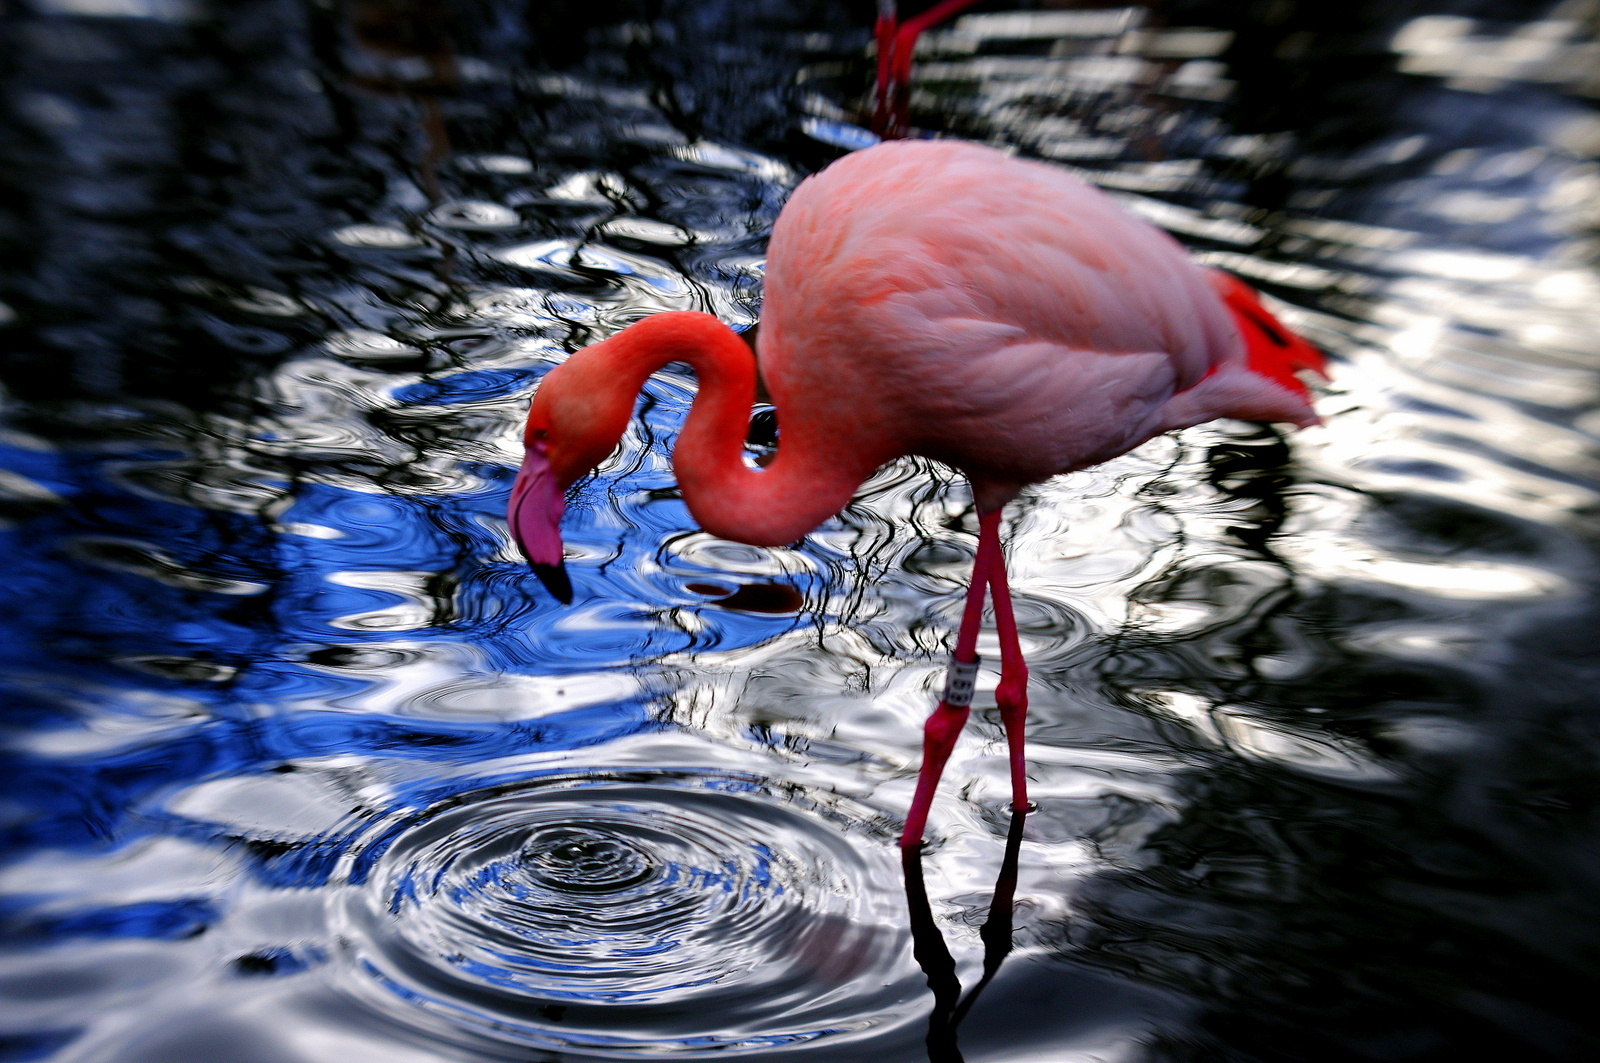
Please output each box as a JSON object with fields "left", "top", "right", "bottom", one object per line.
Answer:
{"left": 3, "top": 2, "right": 1600, "bottom": 1061}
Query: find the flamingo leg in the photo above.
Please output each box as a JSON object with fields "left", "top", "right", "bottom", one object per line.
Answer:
{"left": 978, "top": 509, "right": 1030, "bottom": 813}
{"left": 872, "top": 1, "right": 898, "bottom": 137}
{"left": 870, "top": 0, "right": 984, "bottom": 139}
{"left": 900, "top": 521, "right": 993, "bottom": 849}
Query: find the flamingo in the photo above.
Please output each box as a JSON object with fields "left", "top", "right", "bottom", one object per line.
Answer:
{"left": 507, "top": 137, "right": 1325, "bottom": 850}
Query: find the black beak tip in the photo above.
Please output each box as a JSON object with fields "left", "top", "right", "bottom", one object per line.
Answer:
{"left": 531, "top": 561, "right": 574, "bottom": 604}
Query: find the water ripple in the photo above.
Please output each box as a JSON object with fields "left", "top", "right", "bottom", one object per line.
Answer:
{"left": 331, "top": 768, "right": 918, "bottom": 1058}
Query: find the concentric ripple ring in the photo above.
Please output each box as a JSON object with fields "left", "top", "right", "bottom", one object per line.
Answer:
{"left": 330, "top": 769, "right": 918, "bottom": 1058}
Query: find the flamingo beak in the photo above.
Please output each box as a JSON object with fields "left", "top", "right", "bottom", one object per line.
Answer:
{"left": 508, "top": 440, "right": 572, "bottom": 603}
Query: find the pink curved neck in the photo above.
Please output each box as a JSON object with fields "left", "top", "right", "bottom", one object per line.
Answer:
{"left": 547, "top": 312, "right": 867, "bottom": 548}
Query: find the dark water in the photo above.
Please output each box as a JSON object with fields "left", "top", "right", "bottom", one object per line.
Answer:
{"left": 4, "top": 2, "right": 1600, "bottom": 1061}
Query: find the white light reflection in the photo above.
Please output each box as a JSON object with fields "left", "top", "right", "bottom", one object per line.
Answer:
{"left": 951, "top": 8, "right": 1145, "bottom": 42}
{"left": 1343, "top": 623, "right": 1481, "bottom": 662}
{"left": 1392, "top": 14, "right": 1600, "bottom": 95}
{"left": 454, "top": 154, "right": 534, "bottom": 175}
{"left": 322, "top": 330, "right": 420, "bottom": 361}
{"left": 35, "top": 0, "right": 198, "bottom": 20}
{"left": 3, "top": 672, "right": 211, "bottom": 757}
{"left": 329, "top": 225, "right": 421, "bottom": 249}
{"left": 325, "top": 571, "right": 438, "bottom": 632}
{"left": 540, "top": 170, "right": 625, "bottom": 203}
{"left": 166, "top": 771, "right": 371, "bottom": 838}
{"left": 1212, "top": 708, "right": 1396, "bottom": 784}
{"left": 427, "top": 201, "right": 520, "bottom": 230}
{"left": 598, "top": 218, "right": 701, "bottom": 245}
{"left": 1281, "top": 534, "right": 1567, "bottom": 601}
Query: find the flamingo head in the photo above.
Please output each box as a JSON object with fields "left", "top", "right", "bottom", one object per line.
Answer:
{"left": 508, "top": 432, "right": 571, "bottom": 603}
{"left": 509, "top": 362, "right": 634, "bottom": 603}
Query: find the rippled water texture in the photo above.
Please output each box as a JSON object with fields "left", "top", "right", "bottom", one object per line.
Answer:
{"left": 4, "top": 2, "right": 1600, "bottom": 1062}
{"left": 333, "top": 759, "right": 915, "bottom": 1057}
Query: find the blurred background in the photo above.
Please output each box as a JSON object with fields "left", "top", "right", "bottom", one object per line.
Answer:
{"left": 2, "top": 2, "right": 1600, "bottom": 1062}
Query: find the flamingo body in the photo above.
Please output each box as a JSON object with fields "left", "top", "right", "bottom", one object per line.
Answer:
{"left": 757, "top": 140, "right": 1317, "bottom": 510}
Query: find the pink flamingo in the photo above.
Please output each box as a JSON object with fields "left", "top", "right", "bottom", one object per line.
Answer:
{"left": 508, "top": 138, "right": 1324, "bottom": 848}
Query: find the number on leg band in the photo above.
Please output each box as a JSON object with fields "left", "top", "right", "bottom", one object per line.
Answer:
{"left": 942, "top": 656, "right": 980, "bottom": 708}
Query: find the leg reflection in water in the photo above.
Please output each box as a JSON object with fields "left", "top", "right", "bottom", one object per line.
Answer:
{"left": 902, "top": 806, "right": 1029, "bottom": 1063}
